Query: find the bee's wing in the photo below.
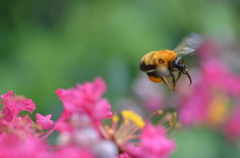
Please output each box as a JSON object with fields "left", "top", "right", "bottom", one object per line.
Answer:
{"left": 173, "top": 33, "right": 204, "bottom": 56}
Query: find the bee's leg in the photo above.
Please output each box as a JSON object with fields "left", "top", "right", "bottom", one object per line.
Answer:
{"left": 184, "top": 70, "right": 192, "bottom": 86}
{"left": 170, "top": 71, "right": 176, "bottom": 90}
{"left": 176, "top": 71, "right": 182, "bottom": 82}
{"left": 161, "top": 77, "right": 172, "bottom": 92}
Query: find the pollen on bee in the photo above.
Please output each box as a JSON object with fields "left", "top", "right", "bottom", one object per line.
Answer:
{"left": 148, "top": 76, "right": 162, "bottom": 83}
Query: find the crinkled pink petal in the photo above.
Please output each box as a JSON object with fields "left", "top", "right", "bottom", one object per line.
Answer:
{"left": 55, "top": 88, "right": 79, "bottom": 112}
{"left": 92, "top": 99, "right": 112, "bottom": 120}
{"left": 1, "top": 90, "right": 36, "bottom": 119}
{"left": 36, "top": 113, "right": 54, "bottom": 130}
{"left": 1, "top": 107, "right": 14, "bottom": 122}
{"left": 77, "top": 77, "right": 107, "bottom": 101}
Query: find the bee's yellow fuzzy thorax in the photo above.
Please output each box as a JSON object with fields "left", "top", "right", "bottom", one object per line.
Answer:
{"left": 152, "top": 50, "right": 177, "bottom": 66}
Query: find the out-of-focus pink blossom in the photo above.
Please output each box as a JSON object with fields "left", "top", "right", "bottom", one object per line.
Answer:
{"left": 36, "top": 113, "right": 54, "bottom": 130}
{"left": 132, "top": 74, "right": 165, "bottom": 111}
{"left": 201, "top": 58, "right": 240, "bottom": 95}
{"left": 144, "top": 94, "right": 164, "bottom": 112}
{"left": 0, "top": 133, "right": 51, "bottom": 158}
{"left": 178, "top": 47, "right": 240, "bottom": 127}
{"left": 223, "top": 106, "right": 240, "bottom": 140}
{"left": 56, "top": 77, "right": 112, "bottom": 125}
{"left": 54, "top": 146, "right": 95, "bottom": 158}
{"left": 198, "top": 40, "right": 240, "bottom": 96}
{"left": 198, "top": 40, "right": 219, "bottom": 59}
{"left": 125, "top": 123, "right": 175, "bottom": 158}
{"left": 178, "top": 85, "right": 210, "bottom": 125}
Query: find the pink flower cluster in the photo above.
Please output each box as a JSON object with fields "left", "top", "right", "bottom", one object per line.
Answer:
{"left": 177, "top": 40, "right": 240, "bottom": 140}
{"left": 0, "top": 77, "right": 176, "bottom": 158}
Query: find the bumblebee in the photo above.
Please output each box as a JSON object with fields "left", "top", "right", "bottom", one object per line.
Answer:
{"left": 140, "top": 33, "right": 203, "bottom": 91}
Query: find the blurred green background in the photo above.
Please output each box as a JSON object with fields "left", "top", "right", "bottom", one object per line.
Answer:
{"left": 1, "top": 0, "right": 240, "bottom": 157}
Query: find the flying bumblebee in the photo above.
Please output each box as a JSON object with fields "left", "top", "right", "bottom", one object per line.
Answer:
{"left": 140, "top": 33, "right": 204, "bottom": 92}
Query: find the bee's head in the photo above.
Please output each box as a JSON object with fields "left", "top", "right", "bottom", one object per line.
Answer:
{"left": 172, "top": 57, "right": 192, "bottom": 85}
{"left": 172, "top": 57, "right": 186, "bottom": 72}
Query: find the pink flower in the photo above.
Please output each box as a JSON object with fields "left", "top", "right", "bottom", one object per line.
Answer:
{"left": 223, "top": 106, "right": 240, "bottom": 140}
{"left": 0, "top": 78, "right": 178, "bottom": 158}
{"left": 125, "top": 123, "right": 175, "bottom": 158}
{"left": 36, "top": 113, "right": 54, "bottom": 130}
{"left": 56, "top": 77, "right": 112, "bottom": 124}
{"left": 1, "top": 90, "right": 35, "bottom": 122}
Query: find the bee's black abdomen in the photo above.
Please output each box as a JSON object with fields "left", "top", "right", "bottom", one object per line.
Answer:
{"left": 139, "top": 62, "right": 156, "bottom": 72}
{"left": 146, "top": 71, "right": 159, "bottom": 77}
